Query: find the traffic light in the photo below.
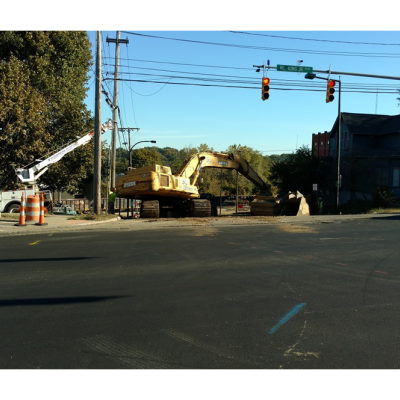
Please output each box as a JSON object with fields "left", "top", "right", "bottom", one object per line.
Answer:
{"left": 261, "top": 77, "right": 270, "bottom": 101}
{"left": 326, "top": 79, "right": 335, "bottom": 103}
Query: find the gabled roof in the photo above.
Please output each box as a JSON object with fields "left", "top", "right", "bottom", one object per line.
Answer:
{"left": 330, "top": 112, "right": 400, "bottom": 138}
{"left": 380, "top": 114, "right": 400, "bottom": 134}
{"left": 342, "top": 113, "right": 391, "bottom": 134}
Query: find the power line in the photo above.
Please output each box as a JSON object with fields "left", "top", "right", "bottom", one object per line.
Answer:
{"left": 107, "top": 66, "right": 399, "bottom": 92}
{"left": 121, "top": 31, "right": 400, "bottom": 59}
{"left": 105, "top": 77, "right": 398, "bottom": 94}
{"left": 228, "top": 31, "right": 400, "bottom": 47}
{"left": 102, "top": 56, "right": 254, "bottom": 71}
{"left": 124, "top": 46, "right": 139, "bottom": 128}
{"left": 101, "top": 59, "right": 398, "bottom": 90}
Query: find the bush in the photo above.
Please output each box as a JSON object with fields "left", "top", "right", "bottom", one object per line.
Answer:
{"left": 373, "top": 186, "right": 395, "bottom": 208}
{"left": 338, "top": 201, "right": 373, "bottom": 215}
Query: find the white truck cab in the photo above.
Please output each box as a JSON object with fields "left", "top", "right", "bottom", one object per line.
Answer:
{"left": 0, "top": 187, "right": 52, "bottom": 213}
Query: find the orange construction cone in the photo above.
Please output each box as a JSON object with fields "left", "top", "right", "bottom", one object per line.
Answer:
{"left": 14, "top": 192, "right": 26, "bottom": 227}
{"left": 35, "top": 192, "right": 48, "bottom": 226}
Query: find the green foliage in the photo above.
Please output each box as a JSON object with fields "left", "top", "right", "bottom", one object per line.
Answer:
{"left": 338, "top": 200, "right": 373, "bottom": 215}
{"left": 221, "top": 145, "right": 269, "bottom": 195}
{"left": 196, "top": 144, "right": 272, "bottom": 196}
{"left": 116, "top": 159, "right": 129, "bottom": 175}
{"left": 131, "top": 148, "right": 162, "bottom": 168}
{"left": 116, "top": 147, "right": 129, "bottom": 162}
{"left": 0, "top": 31, "right": 93, "bottom": 191}
{"left": 269, "top": 154, "right": 291, "bottom": 164}
{"left": 373, "top": 185, "right": 395, "bottom": 208}
{"left": 269, "top": 146, "right": 331, "bottom": 195}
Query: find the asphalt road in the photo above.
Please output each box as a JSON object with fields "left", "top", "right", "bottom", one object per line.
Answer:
{"left": 1, "top": 215, "right": 400, "bottom": 369}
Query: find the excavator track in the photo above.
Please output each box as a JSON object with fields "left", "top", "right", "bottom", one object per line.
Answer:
{"left": 189, "top": 199, "right": 211, "bottom": 218}
{"left": 141, "top": 200, "right": 160, "bottom": 218}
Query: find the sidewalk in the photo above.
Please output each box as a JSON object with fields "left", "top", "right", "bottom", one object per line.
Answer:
{"left": 1, "top": 211, "right": 399, "bottom": 237}
{"left": 0, "top": 213, "right": 120, "bottom": 236}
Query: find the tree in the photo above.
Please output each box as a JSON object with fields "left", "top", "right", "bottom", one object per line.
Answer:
{"left": 131, "top": 148, "right": 162, "bottom": 168}
{"left": 115, "top": 147, "right": 129, "bottom": 174}
{"left": 43, "top": 142, "right": 108, "bottom": 195}
{"left": 222, "top": 145, "right": 270, "bottom": 195}
{"left": 0, "top": 31, "right": 93, "bottom": 190}
{"left": 269, "top": 154, "right": 291, "bottom": 164}
{"left": 177, "top": 144, "right": 198, "bottom": 168}
{"left": 197, "top": 143, "right": 213, "bottom": 153}
{"left": 269, "top": 146, "right": 332, "bottom": 195}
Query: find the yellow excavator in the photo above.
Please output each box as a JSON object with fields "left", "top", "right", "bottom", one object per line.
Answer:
{"left": 115, "top": 152, "right": 309, "bottom": 218}
{"left": 116, "top": 151, "right": 273, "bottom": 218}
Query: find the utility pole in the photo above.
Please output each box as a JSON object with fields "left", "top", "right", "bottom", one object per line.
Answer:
{"left": 93, "top": 31, "right": 102, "bottom": 214}
{"left": 118, "top": 127, "right": 140, "bottom": 169}
{"left": 106, "top": 32, "right": 129, "bottom": 189}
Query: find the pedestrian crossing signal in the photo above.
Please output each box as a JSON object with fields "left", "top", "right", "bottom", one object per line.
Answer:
{"left": 262, "top": 77, "right": 270, "bottom": 101}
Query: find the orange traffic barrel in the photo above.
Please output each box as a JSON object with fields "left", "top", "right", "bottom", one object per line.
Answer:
{"left": 25, "top": 195, "right": 40, "bottom": 224}
{"left": 35, "top": 192, "right": 48, "bottom": 226}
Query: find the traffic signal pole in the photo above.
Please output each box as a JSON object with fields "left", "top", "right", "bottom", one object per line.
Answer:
{"left": 305, "top": 73, "right": 343, "bottom": 209}
{"left": 253, "top": 64, "right": 400, "bottom": 81}
{"left": 337, "top": 78, "right": 342, "bottom": 210}
{"left": 313, "top": 69, "right": 400, "bottom": 81}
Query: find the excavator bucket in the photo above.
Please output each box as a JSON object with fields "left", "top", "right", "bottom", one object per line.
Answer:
{"left": 250, "top": 195, "right": 282, "bottom": 216}
{"left": 278, "top": 191, "right": 311, "bottom": 216}
{"left": 251, "top": 191, "right": 311, "bottom": 217}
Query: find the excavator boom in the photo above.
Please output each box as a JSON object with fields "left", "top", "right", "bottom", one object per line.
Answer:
{"left": 175, "top": 151, "right": 270, "bottom": 193}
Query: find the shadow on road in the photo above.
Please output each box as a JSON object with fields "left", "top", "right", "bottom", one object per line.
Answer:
{"left": 0, "top": 296, "right": 126, "bottom": 307}
{"left": 368, "top": 215, "right": 400, "bottom": 221}
{"left": 0, "top": 257, "right": 101, "bottom": 263}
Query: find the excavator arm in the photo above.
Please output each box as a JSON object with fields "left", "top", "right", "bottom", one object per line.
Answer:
{"left": 175, "top": 152, "right": 309, "bottom": 217}
{"left": 175, "top": 151, "right": 271, "bottom": 194}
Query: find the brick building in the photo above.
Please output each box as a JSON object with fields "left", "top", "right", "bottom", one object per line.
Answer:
{"left": 312, "top": 131, "right": 330, "bottom": 158}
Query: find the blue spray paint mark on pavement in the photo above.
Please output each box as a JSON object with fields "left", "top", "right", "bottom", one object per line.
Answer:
{"left": 269, "top": 303, "right": 307, "bottom": 335}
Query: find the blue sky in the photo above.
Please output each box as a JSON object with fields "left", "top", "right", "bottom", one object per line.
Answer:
{"left": 85, "top": 29, "right": 400, "bottom": 156}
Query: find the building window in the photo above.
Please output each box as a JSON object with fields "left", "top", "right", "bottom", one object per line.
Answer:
{"left": 393, "top": 168, "right": 400, "bottom": 187}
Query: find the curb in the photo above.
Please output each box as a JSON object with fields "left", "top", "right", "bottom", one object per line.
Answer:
{"left": 0, "top": 216, "right": 121, "bottom": 230}
{"left": 74, "top": 216, "right": 121, "bottom": 226}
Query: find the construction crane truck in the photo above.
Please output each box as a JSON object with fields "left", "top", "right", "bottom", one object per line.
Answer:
{"left": 0, "top": 120, "right": 112, "bottom": 213}
{"left": 116, "top": 151, "right": 274, "bottom": 218}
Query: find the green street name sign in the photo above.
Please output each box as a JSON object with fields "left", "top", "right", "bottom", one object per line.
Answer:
{"left": 277, "top": 65, "right": 313, "bottom": 73}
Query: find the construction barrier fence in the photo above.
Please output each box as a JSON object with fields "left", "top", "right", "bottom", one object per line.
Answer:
{"left": 54, "top": 198, "right": 139, "bottom": 213}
